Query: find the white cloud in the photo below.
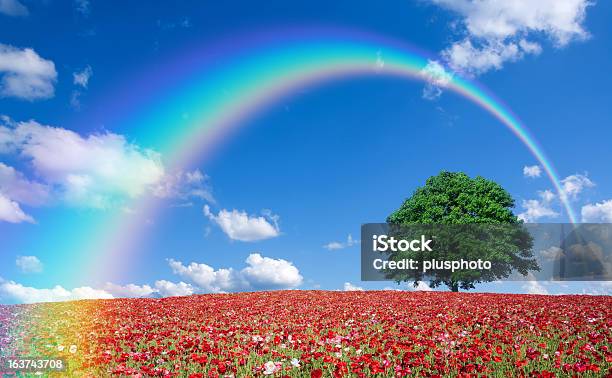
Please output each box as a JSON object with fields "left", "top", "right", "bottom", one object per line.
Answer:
{"left": 0, "top": 162, "right": 49, "bottom": 224}
{"left": 523, "top": 165, "right": 542, "bottom": 178}
{"left": 442, "top": 38, "right": 526, "bottom": 75}
{"left": 153, "top": 280, "right": 194, "bottom": 297}
{"left": 168, "top": 259, "right": 242, "bottom": 293}
{"left": 522, "top": 273, "right": 549, "bottom": 295}
{"left": 0, "top": 163, "right": 49, "bottom": 206}
{"left": 0, "top": 0, "right": 28, "bottom": 16}
{"left": 0, "top": 280, "right": 112, "bottom": 304}
{"left": 70, "top": 65, "right": 93, "bottom": 109}
{"left": 15, "top": 255, "right": 43, "bottom": 273}
{"left": 420, "top": 60, "right": 453, "bottom": 100}
{"left": 0, "top": 44, "right": 57, "bottom": 100}
{"left": 0, "top": 119, "right": 164, "bottom": 208}
{"left": 153, "top": 169, "right": 214, "bottom": 203}
{"left": 1, "top": 253, "right": 302, "bottom": 303}
{"left": 103, "top": 282, "right": 156, "bottom": 298}
{"left": 168, "top": 253, "right": 303, "bottom": 292}
{"left": 539, "top": 189, "right": 556, "bottom": 203}
{"left": 323, "top": 234, "right": 357, "bottom": 251}
{"left": 73, "top": 65, "right": 92, "bottom": 88}
{"left": 240, "top": 253, "right": 303, "bottom": 289}
{"left": 519, "top": 39, "right": 543, "bottom": 54}
{"left": 343, "top": 282, "right": 364, "bottom": 291}
{"left": 579, "top": 281, "right": 612, "bottom": 296}
{"left": 203, "top": 205, "right": 280, "bottom": 241}
{"left": 581, "top": 200, "right": 612, "bottom": 223}
{"left": 0, "top": 192, "right": 34, "bottom": 223}
{"left": 561, "top": 173, "right": 594, "bottom": 200}
{"left": 104, "top": 280, "right": 200, "bottom": 298}
{"left": 406, "top": 281, "right": 434, "bottom": 291}
{"left": 523, "top": 280, "right": 549, "bottom": 295}
{"left": 429, "top": 0, "right": 592, "bottom": 75}
{"left": 518, "top": 190, "right": 559, "bottom": 222}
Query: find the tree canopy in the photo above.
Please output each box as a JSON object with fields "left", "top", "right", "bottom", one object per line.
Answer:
{"left": 386, "top": 171, "right": 539, "bottom": 291}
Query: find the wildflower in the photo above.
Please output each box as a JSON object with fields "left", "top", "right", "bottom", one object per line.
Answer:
{"left": 263, "top": 361, "right": 280, "bottom": 375}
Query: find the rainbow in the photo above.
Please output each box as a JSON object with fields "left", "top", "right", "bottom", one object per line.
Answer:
{"left": 77, "top": 29, "right": 575, "bottom": 282}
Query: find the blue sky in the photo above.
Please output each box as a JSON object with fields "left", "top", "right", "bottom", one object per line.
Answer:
{"left": 0, "top": 0, "right": 611, "bottom": 303}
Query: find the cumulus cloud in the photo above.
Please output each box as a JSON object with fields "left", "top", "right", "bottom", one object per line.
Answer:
{"left": 153, "top": 280, "right": 194, "bottom": 297}
{"left": 406, "top": 281, "right": 434, "bottom": 291}
{"left": 168, "top": 253, "right": 303, "bottom": 293}
{"left": 0, "top": 278, "right": 199, "bottom": 303}
{"left": 343, "top": 282, "right": 364, "bottom": 291}
{"left": 203, "top": 205, "right": 280, "bottom": 241}
{"left": 523, "top": 165, "right": 542, "bottom": 178}
{"left": 561, "top": 173, "right": 594, "bottom": 200}
{"left": 240, "top": 254, "right": 303, "bottom": 289}
{"left": 153, "top": 169, "right": 214, "bottom": 203}
{"left": 429, "top": 0, "right": 592, "bottom": 75}
{"left": 581, "top": 200, "right": 612, "bottom": 223}
{"left": 441, "top": 38, "right": 530, "bottom": 75}
{"left": 323, "top": 234, "right": 357, "bottom": 251}
{"left": 168, "top": 258, "right": 241, "bottom": 293}
{"left": 103, "top": 282, "right": 156, "bottom": 298}
{"left": 0, "top": 44, "right": 57, "bottom": 100}
{"left": 420, "top": 60, "right": 453, "bottom": 100}
{"left": 1, "top": 253, "right": 302, "bottom": 303}
{"left": 0, "top": 280, "right": 112, "bottom": 304}
{"left": 15, "top": 255, "right": 43, "bottom": 273}
{"left": 0, "top": 118, "right": 164, "bottom": 209}
{"left": 0, "top": 192, "right": 34, "bottom": 223}
{"left": 0, "top": 163, "right": 50, "bottom": 206}
{"left": 0, "top": 0, "right": 28, "bottom": 16}
{"left": 0, "top": 117, "right": 215, "bottom": 222}
{"left": 518, "top": 189, "right": 559, "bottom": 222}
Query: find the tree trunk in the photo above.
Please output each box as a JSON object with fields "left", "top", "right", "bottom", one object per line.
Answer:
{"left": 451, "top": 283, "right": 459, "bottom": 292}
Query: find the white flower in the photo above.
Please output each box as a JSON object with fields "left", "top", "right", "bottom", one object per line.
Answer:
{"left": 263, "top": 361, "right": 279, "bottom": 375}
{"left": 290, "top": 358, "right": 300, "bottom": 368}
{"left": 69, "top": 345, "right": 77, "bottom": 354}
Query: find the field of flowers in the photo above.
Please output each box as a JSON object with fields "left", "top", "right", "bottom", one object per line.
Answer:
{"left": 1, "top": 291, "right": 611, "bottom": 377}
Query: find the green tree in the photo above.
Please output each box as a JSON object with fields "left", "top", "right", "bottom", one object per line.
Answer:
{"left": 386, "top": 171, "right": 539, "bottom": 291}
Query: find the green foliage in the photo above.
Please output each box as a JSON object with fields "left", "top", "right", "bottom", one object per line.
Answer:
{"left": 386, "top": 171, "right": 539, "bottom": 291}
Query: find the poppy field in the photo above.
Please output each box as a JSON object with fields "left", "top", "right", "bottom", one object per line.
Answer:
{"left": 1, "top": 291, "right": 611, "bottom": 377}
